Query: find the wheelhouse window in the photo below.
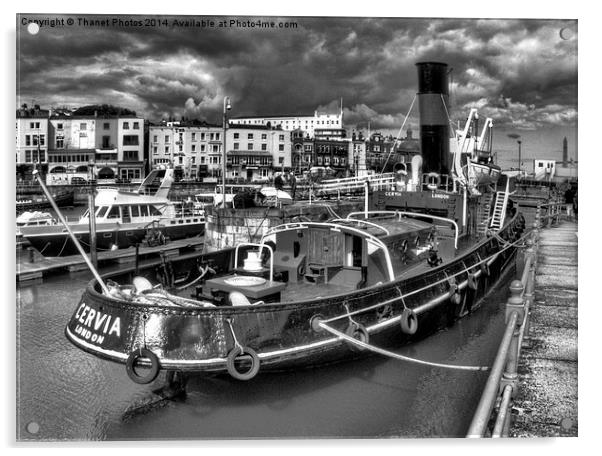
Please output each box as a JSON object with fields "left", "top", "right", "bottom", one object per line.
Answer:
{"left": 96, "top": 206, "right": 109, "bottom": 218}
{"left": 139, "top": 205, "right": 149, "bottom": 217}
{"left": 107, "top": 206, "right": 120, "bottom": 219}
{"left": 149, "top": 205, "right": 162, "bottom": 216}
{"left": 131, "top": 205, "right": 140, "bottom": 217}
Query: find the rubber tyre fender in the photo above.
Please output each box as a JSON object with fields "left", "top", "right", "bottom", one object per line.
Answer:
{"left": 345, "top": 323, "right": 370, "bottom": 352}
{"left": 126, "top": 348, "right": 161, "bottom": 385}
{"left": 226, "top": 346, "right": 261, "bottom": 381}
{"left": 400, "top": 308, "right": 418, "bottom": 335}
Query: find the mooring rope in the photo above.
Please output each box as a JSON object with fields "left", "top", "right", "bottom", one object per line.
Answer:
{"left": 318, "top": 321, "right": 489, "bottom": 371}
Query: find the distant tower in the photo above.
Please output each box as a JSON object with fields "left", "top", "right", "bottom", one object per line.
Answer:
{"left": 563, "top": 136, "right": 568, "bottom": 166}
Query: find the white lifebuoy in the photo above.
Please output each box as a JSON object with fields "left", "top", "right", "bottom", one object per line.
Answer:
{"left": 426, "top": 172, "right": 441, "bottom": 190}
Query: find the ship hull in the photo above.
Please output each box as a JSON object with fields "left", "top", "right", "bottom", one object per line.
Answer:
{"left": 22, "top": 221, "right": 205, "bottom": 257}
{"left": 65, "top": 213, "right": 525, "bottom": 380}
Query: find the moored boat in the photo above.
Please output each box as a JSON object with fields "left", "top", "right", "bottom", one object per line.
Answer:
{"left": 20, "top": 168, "right": 205, "bottom": 257}
{"left": 64, "top": 62, "right": 528, "bottom": 385}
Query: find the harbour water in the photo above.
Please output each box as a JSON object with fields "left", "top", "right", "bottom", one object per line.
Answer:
{"left": 16, "top": 257, "right": 519, "bottom": 440}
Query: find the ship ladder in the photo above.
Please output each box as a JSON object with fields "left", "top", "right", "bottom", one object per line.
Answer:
{"left": 489, "top": 179, "right": 510, "bottom": 232}
{"left": 476, "top": 194, "right": 494, "bottom": 236}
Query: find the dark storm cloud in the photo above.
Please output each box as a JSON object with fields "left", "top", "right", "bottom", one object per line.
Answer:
{"left": 16, "top": 15, "right": 577, "bottom": 131}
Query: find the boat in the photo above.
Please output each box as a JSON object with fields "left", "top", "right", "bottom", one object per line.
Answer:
{"left": 195, "top": 184, "right": 293, "bottom": 209}
{"left": 16, "top": 188, "right": 74, "bottom": 211}
{"left": 20, "top": 168, "right": 205, "bottom": 257}
{"left": 64, "top": 62, "right": 527, "bottom": 385}
{"left": 16, "top": 211, "right": 56, "bottom": 248}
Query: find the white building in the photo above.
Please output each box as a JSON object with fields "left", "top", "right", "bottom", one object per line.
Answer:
{"left": 227, "top": 126, "right": 292, "bottom": 181}
{"left": 46, "top": 114, "right": 145, "bottom": 184}
{"left": 533, "top": 159, "right": 556, "bottom": 181}
{"left": 149, "top": 122, "right": 224, "bottom": 180}
{"left": 16, "top": 106, "right": 49, "bottom": 168}
{"left": 230, "top": 109, "right": 343, "bottom": 138}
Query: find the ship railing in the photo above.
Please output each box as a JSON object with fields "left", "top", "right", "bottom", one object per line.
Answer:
{"left": 264, "top": 221, "right": 395, "bottom": 281}
{"left": 347, "top": 210, "right": 459, "bottom": 249}
{"left": 466, "top": 226, "right": 540, "bottom": 438}
{"left": 536, "top": 201, "right": 567, "bottom": 227}
{"left": 315, "top": 215, "right": 528, "bottom": 330}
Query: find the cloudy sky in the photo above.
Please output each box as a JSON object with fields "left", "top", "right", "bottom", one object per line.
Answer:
{"left": 16, "top": 14, "right": 577, "bottom": 163}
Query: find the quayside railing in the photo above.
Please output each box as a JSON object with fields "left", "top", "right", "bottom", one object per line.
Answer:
{"left": 466, "top": 200, "right": 566, "bottom": 437}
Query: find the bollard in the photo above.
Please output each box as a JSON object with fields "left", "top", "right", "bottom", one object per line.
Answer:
{"left": 500, "top": 280, "right": 525, "bottom": 398}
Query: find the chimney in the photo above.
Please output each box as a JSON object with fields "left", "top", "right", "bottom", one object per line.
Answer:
{"left": 562, "top": 137, "right": 568, "bottom": 166}
{"left": 416, "top": 62, "right": 450, "bottom": 176}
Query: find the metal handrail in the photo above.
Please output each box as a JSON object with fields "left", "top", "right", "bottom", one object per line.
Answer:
{"left": 466, "top": 224, "right": 540, "bottom": 438}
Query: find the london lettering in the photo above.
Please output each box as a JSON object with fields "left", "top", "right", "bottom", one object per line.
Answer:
{"left": 73, "top": 302, "right": 121, "bottom": 343}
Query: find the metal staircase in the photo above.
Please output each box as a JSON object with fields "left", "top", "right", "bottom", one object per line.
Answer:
{"left": 489, "top": 179, "right": 510, "bottom": 232}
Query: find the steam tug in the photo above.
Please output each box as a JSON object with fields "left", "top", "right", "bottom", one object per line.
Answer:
{"left": 64, "top": 62, "right": 525, "bottom": 386}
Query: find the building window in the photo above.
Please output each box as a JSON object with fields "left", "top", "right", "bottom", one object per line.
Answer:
{"left": 191, "top": 157, "right": 196, "bottom": 164}
{"left": 25, "top": 150, "right": 31, "bottom": 162}
{"left": 200, "top": 156, "right": 205, "bottom": 164}
{"left": 200, "top": 133, "right": 205, "bottom": 141}
{"left": 192, "top": 133, "right": 196, "bottom": 141}
{"left": 179, "top": 144, "right": 183, "bottom": 152}
{"left": 123, "top": 150, "right": 139, "bottom": 161}
{"left": 102, "top": 136, "right": 110, "bottom": 148}
{"left": 123, "top": 135, "right": 139, "bottom": 146}
{"left": 123, "top": 122, "right": 129, "bottom": 130}
{"left": 192, "top": 144, "right": 196, "bottom": 152}
{"left": 103, "top": 123, "right": 110, "bottom": 130}
{"left": 279, "top": 134, "right": 285, "bottom": 141}
{"left": 261, "top": 144, "right": 267, "bottom": 151}
{"left": 279, "top": 157, "right": 284, "bottom": 164}
{"left": 279, "top": 144, "right": 284, "bottom": 151}
{"left": 153, "top": 147, "right": 158, "bottom": 155}
{"left": 248, "top": 133, "right": 253, "bottom": 140}
{"left": 57, "top": 123, "right": 63, "bottom": 130}
{"left": 233, "top": 143, "right": 239, "bottom": 150}
{"left": 25, "top": 135, "right": 31, "bottom": 146}
{"left": 247, "top": 143, "right": 253, "bottom": 150}
{"left": 212, "top": 145, "right": 220, "bottom": 153}
{"left": 234, "top": 133, "right": 239, "bottom": 139}
{"left": 200, "top": 144, "right": 206, "bottom": 152}
{"left": 215, "top": 133, "right": 220, "bottom": 140}
{"left": 56, "top": 137, "right": 64, "bottom": 148}
{"left": 133, "top": 122, "right": 140, "bottom": 130}
{"left": 80, "top": 123, "right": 87, "bottom": 130}
{"left": 165, "top": 146, "right": 170, "bottom": 154}
{"left": 153, "top": 135, "right": 158, "bottom": 143}
{"left": 261, "top": 134, "right": 267, "bottom": 140}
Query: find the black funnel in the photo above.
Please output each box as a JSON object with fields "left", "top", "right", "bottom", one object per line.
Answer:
{"left": 416, "top": 62, "right": 450, "bottom": 176}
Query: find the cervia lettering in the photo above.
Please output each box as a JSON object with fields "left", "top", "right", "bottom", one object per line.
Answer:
{"left": 74, "top": 302, "right": 121, "bottom": 338}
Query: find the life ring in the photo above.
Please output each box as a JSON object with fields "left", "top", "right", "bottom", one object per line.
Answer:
{"left": 226, "top": 346, "right": 260, "bottom": 381}
{"left": 400, "top": 308, "right": 418, "bottom": 335}
{"left": 426, "top": 172, "right": 441, "bottom": 190}
{"left": 345, "top": 323, "right": 370, "bottom": 352}
{"left": 125, "top": 347, "right": 161, "bottom": 384}
{"left": 309, "top": 314, "right": 325, "bottom": 333}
